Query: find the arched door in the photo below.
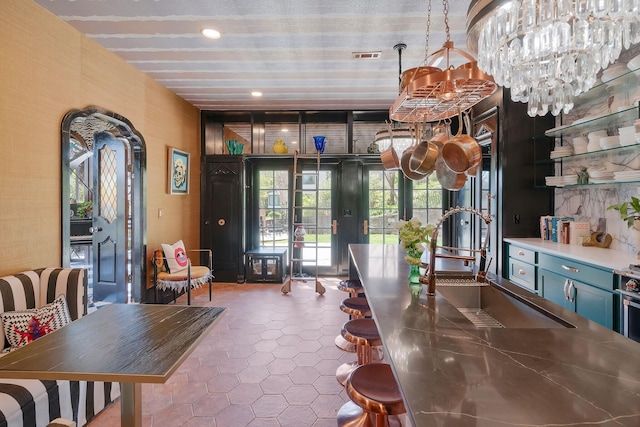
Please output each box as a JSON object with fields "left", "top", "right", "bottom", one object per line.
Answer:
{"left": 61, "top": 106, "right": 147, "bottom": 305}
{"left": 92, "top": 131, "right": 128, "bottom": 303}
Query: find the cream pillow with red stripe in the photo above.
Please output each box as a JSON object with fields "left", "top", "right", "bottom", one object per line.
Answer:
{"left": 161, "top": 240, "right": 189, "bottom": 273}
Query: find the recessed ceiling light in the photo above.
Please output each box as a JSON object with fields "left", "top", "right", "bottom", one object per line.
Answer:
{"left": 281, "top": 128, "right": 289, "bottom": 132}
{"left": 201, "top": 28, "right": 221, "bottom": 39}
{"left": 251, "top": 91, "right": 263, "bottom": 97}
{"left": 291, "top": 141, "right": 298, "bottom": 144}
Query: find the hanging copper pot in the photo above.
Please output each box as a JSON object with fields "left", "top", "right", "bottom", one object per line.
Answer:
{"left": 377, "top": 128, "right": 400, "bottom": 170}
{"left": 409, "top": 122, "right": 447, "bottom": 175}
{"left": 400, "top": 126, "right": 427, "bottom": 181}
{"left": 409, "top": 139, "right": 438, "bottom": 175}
{"left": 442, "top": 111, "right": 481, "bottom": 173}
{"left": 436, "top": 158, "right": 467, "bottom": 190}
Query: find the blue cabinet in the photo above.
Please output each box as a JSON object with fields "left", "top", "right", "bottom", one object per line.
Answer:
{"left": 537, "top": 253, "right": 615, "bottom": 329}
{"left": 506, "top": 244, "right": 537, "bottom": 293}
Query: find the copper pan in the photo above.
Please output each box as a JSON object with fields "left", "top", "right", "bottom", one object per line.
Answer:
{"left": 377, "top": 128, "right": 400, "bottom": 170}
{"left": 409, "top": 122, "right": 446, "bottom": 175}
{"left": 400, "top": 66, "right": 442, "bottom": 91}
{"left": 401, "top": 145, "right": 427, "bottom": 180}
{"left": 442, "top": 111, "right": 481, "bottom": 173}
{"left": 436, "top": 157, "right": 467, "bottom": 190}
{"left": 400, "top": 125, "right": 427, "bottom": 181}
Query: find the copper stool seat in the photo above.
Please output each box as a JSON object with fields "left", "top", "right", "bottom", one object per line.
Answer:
{"left": 337, "top": 363, "right": 406, "bottom": 427}
{"left": 336, "top": 279, "right": 364, "bottom": 353}
{"left": 336, "top": 318, "right": 381, "bottom": 386}
{"left": 338, "top": 279, "right": 363, "bottom": 295}
{"left": 340, "top": 297, "right": 371, "bottom": 318}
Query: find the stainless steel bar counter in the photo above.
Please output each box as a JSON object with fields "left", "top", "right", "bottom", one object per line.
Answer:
{"left": 349, "top": 244, "right": 640, "bottom": 427}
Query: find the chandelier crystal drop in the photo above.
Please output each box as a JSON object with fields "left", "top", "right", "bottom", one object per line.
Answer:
{"left": 472, "top": 0, "right": 640, "bottom": 117}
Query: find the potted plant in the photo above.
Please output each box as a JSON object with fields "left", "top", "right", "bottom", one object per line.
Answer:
{"left": 608, "top": 196, "right": 640, "bottom": 259}
{"left": 76, "top": 200, "right": 93, "bottom": 218}
{"left": 394, "top": 218, "right": 435, "bottom": 289}
{"left": 607, "top": 196, "right": 640, "bottom": 229}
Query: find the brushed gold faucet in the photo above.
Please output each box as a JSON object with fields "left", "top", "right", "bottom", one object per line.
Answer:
{"left": 420, "top": 206, "right": 492, "bottom": 296}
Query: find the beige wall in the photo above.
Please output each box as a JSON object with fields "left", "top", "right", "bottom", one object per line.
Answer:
{"left": 0, "top": 0, "right": 202, "bottom": 277}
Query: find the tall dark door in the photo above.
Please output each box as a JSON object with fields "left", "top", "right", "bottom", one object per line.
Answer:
{"left": 92, "top": 131, "right": 128, "bottom": 303}
{"left": 203, "top": 156, "right": 244, "bottom": 283}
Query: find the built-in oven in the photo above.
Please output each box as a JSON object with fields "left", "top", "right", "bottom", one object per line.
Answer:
{"left": 616, "top": 268, "right": 640, "bottom": 342}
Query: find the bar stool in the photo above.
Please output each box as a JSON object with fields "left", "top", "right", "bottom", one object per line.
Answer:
{"left": 340, "top": 297, "right": 371, "bottom": 319}
{"left": 336, "top": 279, "right": 364, "bottom": 352}
{"left": 337, "top": 279, "right": 363, "bottom": 295}
{"left": 336, "top": 318, "right": 381, "bottom": 386}
{"left": 337, "top": 363, "right": 406, "bottom": 427}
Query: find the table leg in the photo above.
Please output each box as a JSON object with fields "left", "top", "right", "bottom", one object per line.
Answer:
{"left": 120, "top": 382, "right": 142, "bottom": 427}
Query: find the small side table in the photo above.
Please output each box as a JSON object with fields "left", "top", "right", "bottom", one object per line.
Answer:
{"left": 246, "top": 248, "right": 288, "bottom": 283}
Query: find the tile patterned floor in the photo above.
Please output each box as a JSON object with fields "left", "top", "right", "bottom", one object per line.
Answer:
{"left": 87, "top": 278, "right": 357, "bottom": 427}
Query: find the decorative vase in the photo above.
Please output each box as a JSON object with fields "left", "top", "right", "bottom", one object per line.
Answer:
{"left": 408, "top": 265, "right": 422, "bottom": 298}
{"left": 408, "top": 264, "right": 421, "bottom": 284}
{"left": 313, "top": 135, "right": 326, "bottom": 154}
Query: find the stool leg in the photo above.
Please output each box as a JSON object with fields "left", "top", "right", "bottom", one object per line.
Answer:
{"left": 336, "top": 334, "right": 357, "bottom": 352}
{"left": 357, "top": 344, "right": 372, "bottom": 365}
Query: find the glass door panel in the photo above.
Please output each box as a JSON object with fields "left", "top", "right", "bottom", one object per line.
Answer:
{"left": 365, "top": 167, "right": 400, "bottom": 244}
{"left": 298, "top": 168, "right": 336, "bottom": 273}
{"left": 258, "top": 170, "right": 289, "bottom": 250}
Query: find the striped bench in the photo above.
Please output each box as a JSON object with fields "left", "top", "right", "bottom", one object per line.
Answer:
{"left": 0, "top": 268, "right": 120, "bottom": 427}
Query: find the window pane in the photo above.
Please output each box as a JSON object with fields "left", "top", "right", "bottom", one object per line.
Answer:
{"left": 265, "top": 123, "right": 299, "bottom": 154}
{"left": 223, "top": 123, "right": 251, "bottom": 153}
{"left": 368, "top": 169, "right": 400, "bottom": 244}
{"left": 305, "top": 123, "right": 346, "bottom": 154}
{"left": 353, "top": 121, "right": 386, "bottom": 154}
{"left": 259, "top": 169, "right": 290, "bottom": 250}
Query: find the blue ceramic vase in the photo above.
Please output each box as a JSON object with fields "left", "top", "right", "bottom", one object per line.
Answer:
{"left": 313, "top": 136, "right": 326, "bottom": 154}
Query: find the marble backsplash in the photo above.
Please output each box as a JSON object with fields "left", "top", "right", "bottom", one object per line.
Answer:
{"left": 553, "top": 44, "right": 640, "bottom": 254}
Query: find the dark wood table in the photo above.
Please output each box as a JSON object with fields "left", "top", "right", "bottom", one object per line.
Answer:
{"left": 0, "top": 303, "right": 226, "bottom": 427}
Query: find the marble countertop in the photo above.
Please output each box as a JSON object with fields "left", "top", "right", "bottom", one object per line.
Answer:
{"left": 504, "top": 237, "right": 639, "bottom": 271}
{"left": 349, "top": 244, "right": 640, "bottom": 427}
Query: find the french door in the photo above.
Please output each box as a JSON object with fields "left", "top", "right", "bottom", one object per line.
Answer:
{"left": 362, "top": 166, "right": 401, "bottom": 244}
{"left": 253, "top": 160, "right": 446, "bottom": 277}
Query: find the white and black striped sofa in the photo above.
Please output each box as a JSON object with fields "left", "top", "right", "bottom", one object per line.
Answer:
{"left": 0, "top": 268, "right": 120, "bottom": 427}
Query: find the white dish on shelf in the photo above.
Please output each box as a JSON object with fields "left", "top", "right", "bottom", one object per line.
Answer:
{"left": 628, "top": 53, "right": 640, "bottom": 72}
{"left": 544, "top": 124, "right": 571, "bottom": 136}
{"left": 600, "top": 135, "right": 620, "bottom": 149}
{"left": 602, "top": 63, "right": 629, "bottom": 82}
{"left": 573, "top": 116, "right": 598, "bottom": 125}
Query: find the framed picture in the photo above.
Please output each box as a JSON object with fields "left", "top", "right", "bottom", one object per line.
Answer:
{"left": 168, "top": 147, "right": 190, "bottom": 195}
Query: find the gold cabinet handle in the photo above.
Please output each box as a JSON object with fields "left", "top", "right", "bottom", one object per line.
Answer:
{"left": 332, "top": 220, "right": 338, "bottom": 234}
{"left": 518, "top": 250, "right": 525, "bottom": 256}
{"left": 561, "top": 264, "right": 579, "bottom": 273}
{"left": 363, "top": 220, "right": 368, "bottom": 235}
{"left": 518, "top": 269, "right": 525, "bottom": 275}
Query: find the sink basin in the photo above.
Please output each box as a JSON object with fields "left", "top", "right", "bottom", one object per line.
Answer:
{"left": 436, "top": 280, "right": 573, "bottom": 329}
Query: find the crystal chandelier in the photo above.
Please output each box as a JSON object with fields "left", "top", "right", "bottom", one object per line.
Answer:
{"left": 467, "top": 0, "right": 640, "bottom": 117}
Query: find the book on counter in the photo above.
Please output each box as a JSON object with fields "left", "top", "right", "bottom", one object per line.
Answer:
{"left": 541, "top": 216, "right": 586, "bottom": 244}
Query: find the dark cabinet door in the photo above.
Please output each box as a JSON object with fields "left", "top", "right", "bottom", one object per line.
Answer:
{"left": 202, "top": 155, "right": 244, "bottom": 282}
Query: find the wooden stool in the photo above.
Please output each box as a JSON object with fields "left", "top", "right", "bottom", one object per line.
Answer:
{"left": 340, "top": 297, "right": 371, "bottom": 318}
{"left": 336, "top": 318, "right": 381, "bottom": 386}
{"left": 337, "top": 363, "right": 406, "bottom": 427}
{"left": 336, "top": 279, "right": 364, "bottom": 352}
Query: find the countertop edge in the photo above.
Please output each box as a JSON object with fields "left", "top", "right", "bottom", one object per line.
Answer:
{"left": 504, "top": 237, "right": 638, "bottom": 271}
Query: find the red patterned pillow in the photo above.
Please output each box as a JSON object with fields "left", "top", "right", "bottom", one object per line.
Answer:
{"left": 0, "top": 294, "right": 72, "bottom": 350}
{"left": 161, "top": 240, "right": 189, "bottom": 273}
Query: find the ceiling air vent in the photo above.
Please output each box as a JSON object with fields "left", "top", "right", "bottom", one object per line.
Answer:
{"left": 352, "top": 51, "right": 381, "bottom": 60}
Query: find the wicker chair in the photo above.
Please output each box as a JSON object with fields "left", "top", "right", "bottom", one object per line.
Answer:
{"left": 152, "top": 249, "right": 213, "bottom": 305}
